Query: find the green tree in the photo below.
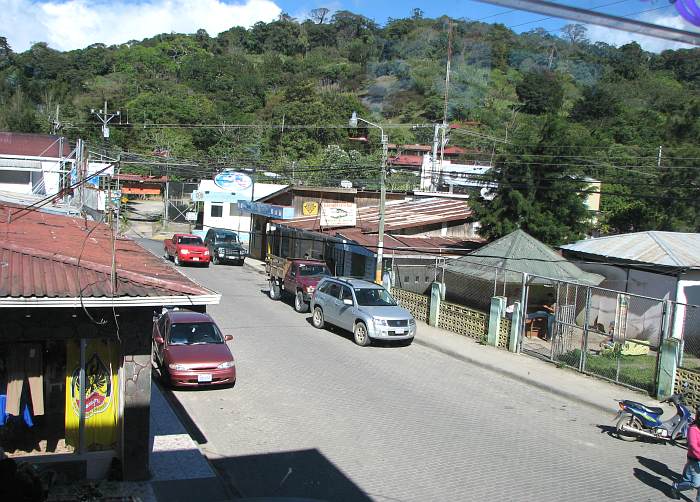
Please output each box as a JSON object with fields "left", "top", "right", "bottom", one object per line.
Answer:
{"left": 516, "top": 70, "right": 564, "bottom": 115}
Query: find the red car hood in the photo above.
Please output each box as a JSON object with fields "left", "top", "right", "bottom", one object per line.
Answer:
{"left": 165, "top": 343, "right": 233, "bottom": 368}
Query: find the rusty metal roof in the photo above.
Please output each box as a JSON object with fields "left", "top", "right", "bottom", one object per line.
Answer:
{"left": 115, "top": 174, "right": 169, "bottom": 183}
{"left": 336, "top": 230, "right": 481, "bottom": 256}
{"left": 276, "top": 198, "right": 473, "bottom": 233}
{"left": 0, "top": 132, "right": 72, "bottom": 158}
{"left": 560, "top": 231, "right": 700, "bottom": 269}
{"left": 0, "top": 203, "right": 219, "bottom": 306}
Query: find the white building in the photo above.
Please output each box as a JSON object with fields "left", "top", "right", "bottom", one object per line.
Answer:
{"left": 191, "top": 174, "right": 287, "bottom": 242}
{"left": 0, "top": 132, "right": 75, "bottom": 196}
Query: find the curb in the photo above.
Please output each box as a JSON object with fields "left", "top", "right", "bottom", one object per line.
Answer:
{"left": 413, "top": 336, "right": 614, "bottom": 415}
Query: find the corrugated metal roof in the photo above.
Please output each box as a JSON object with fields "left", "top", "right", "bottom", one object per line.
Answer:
{"left": 0, "top": 203, "right": 217, "bottom": 301}
{"left": 0, "top": 132, "right": 72, "bottom": 158}
{"left": 336, "top": 230, "right": 481, "bottom": 256}
{"left": 560, "top": 231, "right": 700, "bottom": 269}
{"left": 276, "top": 198, "right": 473, "bottom": 233}
{"left": 444, "top": 229, "right": 604, "bottom": 285}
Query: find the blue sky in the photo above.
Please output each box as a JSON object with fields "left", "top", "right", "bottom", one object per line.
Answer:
{"left": 1, "top": 0, "right": 695, "bottom": 53}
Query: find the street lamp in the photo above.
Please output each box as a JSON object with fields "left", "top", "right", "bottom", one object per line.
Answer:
{"left": 349, "top": 111, "right": 388, "bottom": 285}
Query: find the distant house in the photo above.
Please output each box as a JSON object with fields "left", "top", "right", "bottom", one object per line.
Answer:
{"left": 560, "top": 231, "right": 700, "bottom": 340}
{"left": 0, "top": 132, "right": 74, "bottom": 196}
{"left": 270, "top": 197, "right": 482, "bottom": 282}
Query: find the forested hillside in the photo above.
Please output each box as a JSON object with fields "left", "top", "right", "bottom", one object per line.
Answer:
{"left": 0, "top": 9, "right": 698, "bottom": 242}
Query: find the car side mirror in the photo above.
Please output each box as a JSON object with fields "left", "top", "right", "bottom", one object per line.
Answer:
{"left": 343, "top": 298, "right": 353, "bottom": 306}
{"left": 224, "top": 335, "right": 233, "bottom": 341}
{"left": 154, "top": 335, "right": 164, "bottom": 344}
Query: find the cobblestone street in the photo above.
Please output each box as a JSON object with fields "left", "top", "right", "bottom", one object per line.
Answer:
{"left": 139, "top": 239, "right": 687, "bottom": 502}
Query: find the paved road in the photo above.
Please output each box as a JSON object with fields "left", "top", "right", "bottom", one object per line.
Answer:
{"left": 138, "top": 239, "right": 686, "bottom": 502}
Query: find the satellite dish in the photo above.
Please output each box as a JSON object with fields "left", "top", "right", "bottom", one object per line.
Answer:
{"left": 481, "top": 187, "right": 496, "bottom": 200}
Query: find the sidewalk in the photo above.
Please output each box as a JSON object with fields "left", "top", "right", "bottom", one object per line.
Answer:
{"left": 149, "top": 383, "right": 232, "bottom": 502}
{"left": 244, "top": 257, "right": 657, "bottom": 414}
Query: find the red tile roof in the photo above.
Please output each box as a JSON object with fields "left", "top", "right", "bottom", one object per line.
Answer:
{"left": 0, "top": 203, "right": 218, "bottom": 304}
{"left": 275, "top": 198, "right": 474, "bottom": 233}
{"left": 0, "top": 132, "right": 72, "bottom": 158}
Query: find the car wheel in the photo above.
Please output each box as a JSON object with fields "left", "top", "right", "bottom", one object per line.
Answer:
{"left": 269, "top": 280, "right": 281, "bottom": 300}
{"left": 212, "top": 253, "right": 220, "bottom": 265}
{"left": 312, "top": 306, "right": 325, "bottom": 329}
{"left": 174, "top": 255, "right": 181, "bottom": 266}
{"left": 238, "top": 259, "right": 245, "bottom": 266}
{"left": 204, "top": 262, "right": 210, "bottom": 268}
{"left": 294, "top": 291, "right": 308, "bottom": 313}
{"left": 353, "top": 321, "right": 371, "bottom": 346}
{"left": 400, "top": 337, "right": 414, "bottom": 347}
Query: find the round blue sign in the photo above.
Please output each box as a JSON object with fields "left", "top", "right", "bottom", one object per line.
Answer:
{"left": 214, "top": 171, "right": 252, "bottom": 191}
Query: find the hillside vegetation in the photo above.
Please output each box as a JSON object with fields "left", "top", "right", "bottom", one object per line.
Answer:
{"left": 0, "top": 10, "right": 698, "bottom": 243}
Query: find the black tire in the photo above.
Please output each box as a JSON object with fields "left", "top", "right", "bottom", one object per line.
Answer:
{"left": 212, "top": 252, "right": 220, "bottom": 265}
{"left": 399, "top": 337, "right": 414, "bottom": 347}
{"left": 312, "top": 306, "right": 325, "bottom": 329}
{"left": 616, "top": 414, "right": 642, "bottom": 442}
{"left": 238, "top": 259, "right": 245, "bottom": 266}
{"left": 294, "top": 290, "right": 309, "bottom": 313}
{"left": 353, "top": 321, "right": 371, "bottom": 347}
{"left": 269, "top": 280, "right": 281, "bottom": 300}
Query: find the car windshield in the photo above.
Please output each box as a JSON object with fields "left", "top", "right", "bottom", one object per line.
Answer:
{"left": 178, "top": 237, "right": 202, "bottom": 245}
{"left": 169, "top": 322, "right": 223, "bottom": 345}
{"left": 298, "top": 264, "right": 329, "bottom": 277}
{"left": 354, "top": 288, "right": 397, "bottom": 307}
{"left": 215, "top": 232, "right": 238, "bottom": 243}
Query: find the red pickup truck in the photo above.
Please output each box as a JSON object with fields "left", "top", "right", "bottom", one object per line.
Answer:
{"left": 164, "top": 234, "right": 210, "bottom": 267}
{"left": 267, "top": 256, "right": 331, "bottom": 312}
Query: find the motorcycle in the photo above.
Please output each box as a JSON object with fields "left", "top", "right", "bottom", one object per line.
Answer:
{"left": 614, "top": 393, "right": 692, "bottom": 443}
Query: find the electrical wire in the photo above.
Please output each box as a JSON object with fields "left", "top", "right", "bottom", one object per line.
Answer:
{"left": 77, "top": 214, "right": 109, "bottom": 327}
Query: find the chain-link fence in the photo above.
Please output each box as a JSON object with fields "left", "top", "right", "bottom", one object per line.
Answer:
{"left": 521, "top": 274, "right": 666, "bottom": 394}
{"left": 679, "top": 303, "right": 700, "bottom": 370}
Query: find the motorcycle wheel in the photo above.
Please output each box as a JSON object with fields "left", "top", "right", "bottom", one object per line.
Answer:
{"left": 616, "top": 414, "right": 643, "bottom": 442}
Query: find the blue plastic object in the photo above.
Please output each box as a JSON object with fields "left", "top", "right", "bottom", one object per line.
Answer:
{"left": 0, "top": 394, "right": 34, "bottom": 427}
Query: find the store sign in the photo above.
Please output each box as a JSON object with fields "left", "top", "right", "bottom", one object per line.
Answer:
{"left": 320, "top": 202, "right": 357, "bottom": 227}
{"left": 302, "top": 201, "right": 319, "bottom": 216}
{"left": 214, "top": 171, "right": 252, "bottom": 191}
{"left": 239, "top": 201, "right": 294, "bottom": 219}
{"left": 185, "top": 211, "right": 197, "bottom": 221}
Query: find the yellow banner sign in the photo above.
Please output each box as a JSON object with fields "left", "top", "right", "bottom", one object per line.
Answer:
{"left": 302, "top": 201, "right": 319, "bottom": 216}
{"left": 65, "top": 339, "right": 119, "bottom": 451}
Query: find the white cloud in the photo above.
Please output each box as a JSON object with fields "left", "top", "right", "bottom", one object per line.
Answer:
{"left": 2, "top": 0, "right": 282, "bottom": 52}
{"left": 586, "top": 10, "right": 698, "bottom": 52}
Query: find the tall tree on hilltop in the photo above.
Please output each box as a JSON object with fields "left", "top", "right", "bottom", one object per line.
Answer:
{"left": 473, "top": 118, "right": 593, "bottom": 245}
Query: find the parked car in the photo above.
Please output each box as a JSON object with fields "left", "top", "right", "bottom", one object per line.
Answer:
{"left": 164, "top": 233, "right": 210, "bottom": 266}
{"left": 204, "top": 228, "right": 247, "bottom": 266}
{"left": 267, "top": 256, "right": 331, "bottom": 312}
{"left": 310, "top": 277, "right": 416, "bottom": 346}
{"left": 152, "top": 309, "right": 235, "bottom": 388}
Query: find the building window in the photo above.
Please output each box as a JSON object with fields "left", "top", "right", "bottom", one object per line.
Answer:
{"left": 210, "top": 203, "right": 223, "bottom": 218}
{"left": 229, "top": 203, "right": 238, "bottom": 217}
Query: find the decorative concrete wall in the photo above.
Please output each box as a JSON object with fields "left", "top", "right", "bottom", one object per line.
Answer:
{"left": 392, "top": 287, "right": 429, "bottom": 323}
{"left": 675, "top": 366, "right": 700, "bottom": 409}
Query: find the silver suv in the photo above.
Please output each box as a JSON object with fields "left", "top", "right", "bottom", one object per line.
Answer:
{"left": 310, "top": 277, "right": 416, "bottom": 346}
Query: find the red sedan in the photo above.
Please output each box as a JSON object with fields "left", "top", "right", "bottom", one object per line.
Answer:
{"left": 164, "top": 233, "right": 210, "bottom": 266}
{"left": 152, "top": 310, "right": 235, "bottom": 388}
